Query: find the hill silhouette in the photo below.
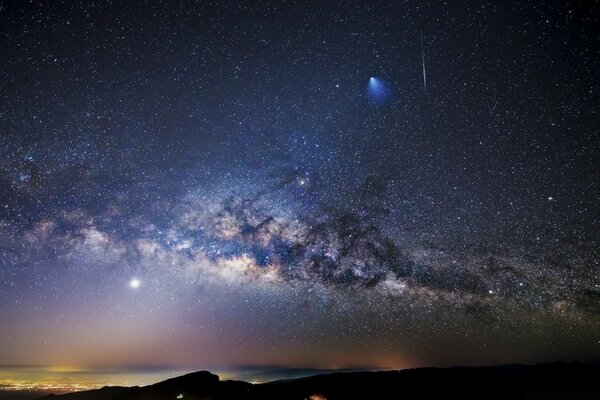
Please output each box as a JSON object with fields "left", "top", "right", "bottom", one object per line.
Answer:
{"left": 43, "top": 363, "right": 599, "bottom": 400}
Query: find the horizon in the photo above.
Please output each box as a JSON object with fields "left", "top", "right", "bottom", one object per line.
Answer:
{"left": 2, "top": 360, "right": 598, "bottom": 392}
{"left": 1, "top": 364, "right": 597, "bottom": 399}
{"left": 1, "top": 0, "right": 599, "bottom": 394}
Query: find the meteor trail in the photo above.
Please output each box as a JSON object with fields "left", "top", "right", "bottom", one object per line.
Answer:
{"left": 421, "top": 30, "right": 427, "bottom": 92}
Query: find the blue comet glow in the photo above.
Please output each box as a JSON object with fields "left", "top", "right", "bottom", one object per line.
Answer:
{"left": 367, "top": 77, "right": 388, "bottom": 103}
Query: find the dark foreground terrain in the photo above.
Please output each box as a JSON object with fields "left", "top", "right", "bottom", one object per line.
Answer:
{"left": 41, "top": 363, "right": 599, "bottom": 400}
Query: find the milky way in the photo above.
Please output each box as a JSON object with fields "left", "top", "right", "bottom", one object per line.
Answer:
{"left": 0, "top": 1, "right": 599, "bottom": 369}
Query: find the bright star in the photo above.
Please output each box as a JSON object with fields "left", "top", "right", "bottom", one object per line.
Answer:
{"left": 129, "top": 278, "right": 141, "bottom": 289}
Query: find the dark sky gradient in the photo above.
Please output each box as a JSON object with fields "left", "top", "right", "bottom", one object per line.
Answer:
{"left": 0, "top": 1, "right": 599, "bottom": 370}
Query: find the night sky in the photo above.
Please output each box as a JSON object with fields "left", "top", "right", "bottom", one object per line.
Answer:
{"left": 1, "top": 1, "right": 599, "bottom": 371}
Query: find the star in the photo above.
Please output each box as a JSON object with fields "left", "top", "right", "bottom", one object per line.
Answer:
{"left": 129, "top": 278, "right": 141, "bottom": 289}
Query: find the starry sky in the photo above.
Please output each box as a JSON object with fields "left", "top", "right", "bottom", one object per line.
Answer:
{"left": 0, "top": 0, "right": 599, "bottom": 371}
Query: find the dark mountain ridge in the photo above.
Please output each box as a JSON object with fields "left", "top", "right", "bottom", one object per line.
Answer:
{"left": 44, "top": 362, "right": 599, "bottom": 400}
